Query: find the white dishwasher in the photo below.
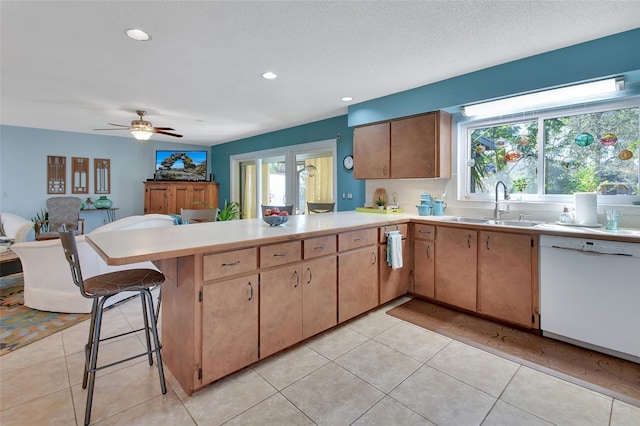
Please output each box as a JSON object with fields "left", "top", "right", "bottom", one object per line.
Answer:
{"left": 540, "top": 235, "right": 640, "bottom": 362}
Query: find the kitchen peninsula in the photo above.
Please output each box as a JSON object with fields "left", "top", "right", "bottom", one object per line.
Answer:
{"left": 86, "top": 211, "right": 640, "bottom": 394}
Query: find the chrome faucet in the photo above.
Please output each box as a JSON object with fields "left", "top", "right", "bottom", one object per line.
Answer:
{"left": 494, "top": 181, "right": 510, "bottom": 219}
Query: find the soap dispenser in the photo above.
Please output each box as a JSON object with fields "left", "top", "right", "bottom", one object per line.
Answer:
{"left": 559, "top": 206, "right": 573, "bottom": 224}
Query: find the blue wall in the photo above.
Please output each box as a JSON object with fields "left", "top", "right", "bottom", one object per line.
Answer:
{"left": 0, "top": 125, "right": 207, "bottom": 234}
{"left": 210, "top": 115, "right": 365, "bottom": 211}
{"left": 349, "top": 28, "right": 640, "bottom": 126}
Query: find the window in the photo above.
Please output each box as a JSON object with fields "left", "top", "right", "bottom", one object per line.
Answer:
{"left": 230, "top": 140, "right": 337, "bottom": 218}
{"left": 461, "top": 99, "right": 639, "bottom": 203}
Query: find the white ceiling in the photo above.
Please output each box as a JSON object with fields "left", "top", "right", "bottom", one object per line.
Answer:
{"left": 2, "top": 1, "right": 639, "bottom": 146}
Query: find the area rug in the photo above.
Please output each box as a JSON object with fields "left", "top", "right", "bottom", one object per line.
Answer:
{"left": 387, "top": 298, "right": 640, "bottom": 407}
{"left": 0, "top": 273, "right": 89, "bottom": 356}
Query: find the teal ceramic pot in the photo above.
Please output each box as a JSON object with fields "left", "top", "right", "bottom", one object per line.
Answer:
{"left": 94, "top": 196, "right": 113, "bottom": 209}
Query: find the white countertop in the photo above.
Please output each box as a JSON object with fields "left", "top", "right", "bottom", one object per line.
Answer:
{"left": 86, "top": 211, "right": 640, "bottom": 266}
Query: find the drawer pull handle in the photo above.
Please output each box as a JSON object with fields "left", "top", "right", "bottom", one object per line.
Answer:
{"left": 486, "top": 235, "right": 490, "bottom": 250}
{"left": 314, "top": 244, "right": 326, "bottom": 250}
{"left": 222, "top": 260, "right": 240, "bottom": 267}
{"left": 354, "top": 237, "right": 365, "bottom": 241}
{"left": 371, "top": 251, "right": 377, "bottom": 265}
{"left": 274, "top": 251, "right": 289, "bottom": 257}
{"left": 467, "top": 235, "right": 472, "bottom": 248}
{"left": 306, "top": 267, "right": 312, "bottom": 285}
{"left": 426, "top": 245, "right": 431, "bottom": 259}
{"left": 248, "top": 282, "right": 253, "bottom": 301}
{"left": 294, "top": 270, "right": 300, "bottom": 288}
{"left": 418, "top": 230, "right": 431, "bottom": 234}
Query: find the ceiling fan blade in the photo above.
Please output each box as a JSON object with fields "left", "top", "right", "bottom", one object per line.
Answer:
{"left": 107, "top": 123, "right": 130, "bottom": 127}
{"left": 154, "top": 129, "right": 183, "bottom": 138}
{"left": 153, "top": 127, "right": 175, "bottom": 131}
{"left": 94, "top": 128, "right": 129, "bottom": 131}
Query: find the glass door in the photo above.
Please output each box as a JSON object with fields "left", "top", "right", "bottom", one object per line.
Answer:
{"left": 262, "top": 156, "right": 287, "bottom": 207}
{"left": 296, "top": 152, "right": 334, "bottom": 214}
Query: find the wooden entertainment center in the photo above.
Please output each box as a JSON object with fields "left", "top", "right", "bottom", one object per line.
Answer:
{"left": 143, "top": 181, "right": 219, "bottom": 215}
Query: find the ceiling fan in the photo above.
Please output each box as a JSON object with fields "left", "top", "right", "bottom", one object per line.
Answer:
{"left": 94, "top": 110, "right": 183, "bottom": 140}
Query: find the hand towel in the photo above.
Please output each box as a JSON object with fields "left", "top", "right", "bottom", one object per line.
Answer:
{"left": 386, "top": 231, "right": 403, "bottom": 270}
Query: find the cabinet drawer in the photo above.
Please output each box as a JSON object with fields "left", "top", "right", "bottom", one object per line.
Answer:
{"left": 304, "top": 235, "right": 337, "bottom": 259}
{"left": 379, "top": 223, "right": 408, "bottom": 243}
{"left": 260, "top": 240, "right": 302, "bottom": 268}
{"left": 338, "top": 228, "right": 377, "bottom": 252}
{"left": 204, "top": 248, "right": 257, "bottom": 281}
{"left": 414, "top": 224, "right": 435, "bottom": 241}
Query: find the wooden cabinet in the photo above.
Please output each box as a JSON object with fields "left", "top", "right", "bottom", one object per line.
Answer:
{"left": 260, "top": 263, "right": 303, "bottom": 358}
{"left": 379, "top": 224, "right": 410, "bottom": 304}
{"left": 143, "top": 181, "right": 218, "bottom": 215}
{"left": 353, "top": 122, "right": 390, "bottom": 179}
{"left": 477, "top": 231, "right": 537, "bottom": 328}
{"left": 338, "top": 229, "right": 379, "bottom": 322}
{"left": 202, "top": 274, "right": 258, "bottom": 384}
{"left": 435, "top": 226, "right": 477, "bottom": 312}
{"left": 302, "top": 255, "right": 337, "bottom": 339}
{"left": 413, "top": 224, "right": 436, "bottom": 298}
{"left": 353, "top": 111, "right": 451, "bottom": 179}
{"left": 391, "top": 112, "right": 451, "bottom": 178}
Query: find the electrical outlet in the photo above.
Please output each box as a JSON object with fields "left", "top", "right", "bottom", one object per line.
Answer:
{"left": 347, "top": 193, "right": 353, "bottom": 199}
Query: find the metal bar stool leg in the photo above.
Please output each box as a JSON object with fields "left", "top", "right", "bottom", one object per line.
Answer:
{"left": 143, "top": 288, "right": 167, "bottom": 394}
{"left": 140, "top": 291, "right": 154, "bottom": 365}
{"left": 84, "top": 297, "right": 108, "bottom": 426}
{"left": 82, "top": 298, "right": 99, "bottom": 389}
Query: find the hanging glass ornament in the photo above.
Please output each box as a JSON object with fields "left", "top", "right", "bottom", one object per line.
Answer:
{"left": 600, "top": 133, "right": 618, "bottom": 146}
{"left": 574, "top": 132, "right": 594, "bottom": 147}
{"left": 618, "top": 149, "right": 633, "bottom": 160}
{"left": 495, "top": 138, "right": 506, "bottom": 148}
{"left": 467, "top": 159, "right": 476, "bottom": 167}
{"left": 484, "top": 162, "right": 496, "bottom": 174}
{"left": 475, "top": 144, "right": 486, "bottom": 154}
{"left": 505, "top": 150, "right": 522, "bottom": 162}
{"left": 519, "top": 136, "right": 530, "bottom": 146}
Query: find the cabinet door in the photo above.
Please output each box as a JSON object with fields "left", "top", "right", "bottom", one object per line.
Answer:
{"left": 379, "top": 240, "right": 410, "bottom": 304}
{"left": 302, "top": 256, "right": 337, "bottom": 339}
{"left": 435, "top": 226, "right": 477, "bottom": 311}
{"left": 338, "top": 246, "right": 379, "bottom": 322}
{"left": 202, "top": 274, "right": 259, "bottom": 384}
{"left": 260, "top": 264, "right": 303, "bottom": 358}
{"left": 353, "top": 123, "right": 390, "bottom": 179}
{"left": 391, "top": 113, "right": 436, "bottom": 178}
{"left": 175, "top": 184, "right": 193, "bottom": 214}
{"left": 414, "top": 240, "right": 435, "bottom": 298}
{"left": 478, "top": 231, "right": 533, "bottom": 327}
{"left": 145, "top": 183, "right": 170, "bottom": 214}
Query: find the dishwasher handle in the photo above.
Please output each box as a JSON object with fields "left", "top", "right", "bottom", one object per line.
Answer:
{"left": 550, "top": 245, "right": 633, "bottom": 257}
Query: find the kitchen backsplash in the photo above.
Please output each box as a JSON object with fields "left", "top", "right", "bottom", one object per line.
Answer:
{"left": 365, "top": 176, "right": 640, "bottom": 229}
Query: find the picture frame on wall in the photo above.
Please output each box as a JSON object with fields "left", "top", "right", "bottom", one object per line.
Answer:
{"left": 94, "top": 158, "right": 111, "bottom": 194}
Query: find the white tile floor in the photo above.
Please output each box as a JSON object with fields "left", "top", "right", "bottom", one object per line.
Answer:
{"left": 1, "top": 294, "right": 639, "bottom": 425}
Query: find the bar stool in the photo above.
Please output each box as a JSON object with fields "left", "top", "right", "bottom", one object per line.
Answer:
{"left": 59, "top": 231, "right": 167, "bottom": 425}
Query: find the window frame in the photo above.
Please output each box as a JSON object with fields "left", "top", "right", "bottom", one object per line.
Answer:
{"left": 457, "top": 97, "right": 640, "bottom": 205}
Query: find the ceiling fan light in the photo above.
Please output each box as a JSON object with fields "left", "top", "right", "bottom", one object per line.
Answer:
{"left": 131, "top": 129, "right": 153, "bottom": 140}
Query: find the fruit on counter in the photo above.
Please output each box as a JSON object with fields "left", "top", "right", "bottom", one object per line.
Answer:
{"left": 264, "top": 208, "right": 272, "bottom": 215}
{"left": 278, "top": 211, "right": 288, "bottom": 216}
{"left": 272, "top": 207, "right": 280, "bottom": 214}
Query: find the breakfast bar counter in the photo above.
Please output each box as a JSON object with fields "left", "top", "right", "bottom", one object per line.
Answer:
{"left": 85, "top": 211, "right": 639, "bottom": 394}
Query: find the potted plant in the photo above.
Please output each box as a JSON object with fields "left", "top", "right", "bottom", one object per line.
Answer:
{"left": 217, "top": 200, "right": 240, "bottom": 221}
{"left": 375, "top": 196, "right": 385, "bottom": 209}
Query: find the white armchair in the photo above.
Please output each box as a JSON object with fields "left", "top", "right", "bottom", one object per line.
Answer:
{"left": 11, "top": 214, "right": 175, "bottom": 313}
{"left": 1, "top": 213, "right": 34, "bottom": 243}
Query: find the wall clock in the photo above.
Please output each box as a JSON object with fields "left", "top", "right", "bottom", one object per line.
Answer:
{"left": 343, "top": 155, "right": 354, "bottom": 170}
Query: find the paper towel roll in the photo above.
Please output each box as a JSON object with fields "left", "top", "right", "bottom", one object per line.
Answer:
{"left": 574, "top": 192, "right": 597, "bottom": 225}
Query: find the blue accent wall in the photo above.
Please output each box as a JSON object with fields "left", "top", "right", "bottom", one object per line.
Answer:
{"left": 349, "top": 28, "right": 640, "bottom": 126}
{"left": 210, "top": 115, "right": 365, "bottom": 211}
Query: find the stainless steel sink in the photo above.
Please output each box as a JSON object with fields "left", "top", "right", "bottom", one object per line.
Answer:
{"left": 442, "top": 217, "right": 545, "bottom": 228}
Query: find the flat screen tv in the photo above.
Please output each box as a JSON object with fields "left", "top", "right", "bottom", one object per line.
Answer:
{"left": 155, "top": 150, "right": 208, "bottom": 181}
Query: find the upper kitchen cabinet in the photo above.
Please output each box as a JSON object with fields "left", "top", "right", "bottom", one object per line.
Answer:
{"left": 353, "top": 111, "right": 452, "bottom": 179}
{"left": 353, "top": 122, "right": 390, "bottom": 179}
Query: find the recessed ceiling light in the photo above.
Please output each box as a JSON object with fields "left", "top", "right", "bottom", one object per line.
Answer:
{"left": 262, "top": 71, "right": 278, "bottom": 80}
{"left": 341, "top": 96, "right": 354, "bottom": 102}
{"left": 126, "top": 28, "right": 151, "bottom": 41}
